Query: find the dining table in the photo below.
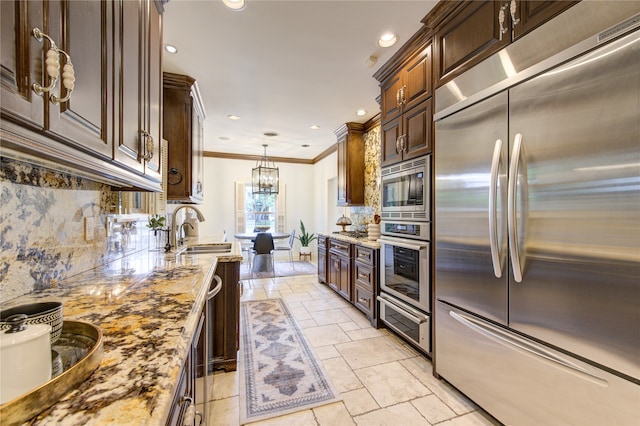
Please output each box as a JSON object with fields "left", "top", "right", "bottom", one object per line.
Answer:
{"left": 233, "top": 232, "right": 290, "bottom": 240}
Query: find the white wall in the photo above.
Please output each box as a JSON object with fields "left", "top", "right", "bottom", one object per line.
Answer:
{"left": 312, "top": 152, "right": 338, "bottom": 236}
{"left": 197, "top": 156, "right": 323, "bottom": 255}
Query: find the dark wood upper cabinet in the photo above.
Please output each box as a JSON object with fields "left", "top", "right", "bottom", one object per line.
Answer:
{"left": 163, "top": 72, "right": 206, "bottom": 204}
{"left": 0, "top": 0, "right": 163, "bottom": 191}
{"left": 434, "top": 0, "right": 578, "bottom": 87}
{"left": 335, "top": 122, "right": 365, "bottom": 206}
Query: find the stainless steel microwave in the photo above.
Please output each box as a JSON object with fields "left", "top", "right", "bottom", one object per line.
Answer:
{"left": 380, "top": 155, "right": 430, "bottom": 222}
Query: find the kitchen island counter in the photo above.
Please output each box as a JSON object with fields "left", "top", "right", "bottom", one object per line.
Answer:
{"left": 1, "top": 240, "right": 242, "bottom": 425}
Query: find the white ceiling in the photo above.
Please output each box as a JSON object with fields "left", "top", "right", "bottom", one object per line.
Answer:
{"left": 161, "top": 0, "right": 437, "bottom": 160}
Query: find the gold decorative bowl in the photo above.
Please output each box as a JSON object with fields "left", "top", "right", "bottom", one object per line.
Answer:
{"left": 0, "top": 320, "right": 103, "bottom": 426}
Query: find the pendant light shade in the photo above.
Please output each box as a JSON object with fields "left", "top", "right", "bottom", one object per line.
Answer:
{"left": 252, "top": 144, "right": 279, "bottom": 195}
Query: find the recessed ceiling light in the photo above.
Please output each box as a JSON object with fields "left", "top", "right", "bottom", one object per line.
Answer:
{"left": 227, "top": 114, "right": 240, "bottom": 120}
{"left": 310, "top": 125, "right": 320, "bottom": 130}
{"left": 222, "top": 0, "right": 246, "bottom": 11}
{"left": 164, "top": 44, "right": 178, "bottom": 54}
{"left": 219, "top": 136, "right": 230, "bottom": 141}
{"left": 378, "top": 32, "right": 398, "bottom": 48}
{"left": 356, "top": 109, "right": 367, "bottom": 116}
{"left": 263, "top": 131, "right": 279, "bottom": 137}
{"left": 302, "top": 144, "right": 310, "bottom": 148}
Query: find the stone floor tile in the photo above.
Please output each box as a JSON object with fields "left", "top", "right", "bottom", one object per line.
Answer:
{"left": 344, "top": 327, "right": 385, "bottom": 341}
{"left": 313, "top": 345, "right": 341, "bottom": 360}
{"left": 309, "top": 308, "right": 353, "bottom": 325}
{"left": 341, "top": 388, "right": 380, "bottom": 416}
{"left": 335, "top": 336, "right": 415, "bottom": 370}
{"left": 240, "top": 288, "right": 268, "bottom": 301}
{"left": 322, "top": 356, "right": 363, "bottom": 393}
{"left": 211, "top": 370, "right": 239, "bottom": 400}
{"left": 295, "top": 318, "right": 319, "bottom": 329}
{"left": 208, "top": 396, "right": 240, "bottom": 426}
{"left": 411, "top": 394, "right": 458, "bottom": 424}
{"left": 340, "top": 307, "right": 374, "bottom": 328}
{"left": 338, "top": 321, "right": 361, "bottom": 332}
{"left": 313, "top": 401, "right": 356, "bottom": 426}
{"left": 439, "top": 410, "right": 501, "bottom": 426}
{"left": 245, "top": 409, "right": 317, "bottom": 426}
{"left": 354, "top": 401, "right": 429, "bottom": 426}
{"left": 355, "top": 361, "right": 430, "bottom": 407}
{"left": 280, "top": 291, "right": 313, "bottom": 302}
{"left": 302, "top": 324, "right": 352, "bottom": 347}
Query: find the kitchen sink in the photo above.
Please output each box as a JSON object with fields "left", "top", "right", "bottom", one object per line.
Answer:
{"left": 177, "top": 243, "right": 232, "bottom": 255}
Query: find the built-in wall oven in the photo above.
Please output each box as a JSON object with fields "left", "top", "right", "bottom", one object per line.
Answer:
{"left": 380, "top": 155, "right": 430, "bottom": 222}
{"left": 377, "top": 220, "right": 431, "bottom": 353}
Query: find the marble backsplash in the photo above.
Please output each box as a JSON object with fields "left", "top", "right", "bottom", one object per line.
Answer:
{"left": 0, "top": 158, "right": 150, "bottom": 303}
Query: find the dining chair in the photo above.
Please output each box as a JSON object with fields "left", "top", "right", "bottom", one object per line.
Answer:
{"left": 251, "top": 232, "right": 275, "bottom": 276}
{"left": 273, "top": 229, "right": 295, "bottom": 269}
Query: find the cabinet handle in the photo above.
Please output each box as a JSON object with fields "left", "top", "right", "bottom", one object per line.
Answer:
{"left": 400, "top": 85, "right": 406, "bottom": 105}
{"left": 400, "top": 134, "right": 407, "bottom": 152}
{"left": 358, "top": 272, "right": 367, "bottom": 279}
{"left": 395, "top": 137, "right": 402, "bottom": 154}
{"left": 141, "top": 130, "right": 154, "bottom": 161}
{"left": 358, "top": 297, "right": 369, "bottom": 304}
{"left": 31, "top": 28, "right": 75, "bottom": 105}
{"left": 239, "top": 281, "right": 244, "bottom": 297}
{"left": 334, "top": 260, "right": 340, "bottom": 270}
{"left": 396, "top": 88, "right": 402, "bottom": 107}
{"left": 498, "top": 4, "right": 509, "bottom": 41}
{"left": 196, "top": 181, "right": 203, "bottom": 194}
{"left": 509, "top": 0, "right": 520, "bottom": 26}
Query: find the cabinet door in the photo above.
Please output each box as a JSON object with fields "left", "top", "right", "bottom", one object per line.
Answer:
{"left": 402, "top": 99, "right": 432, "bottom": 161}
{"left": 143, "top": 0, "right": 162, "bottom": 180}
{"left": 512, "top": 0, "right": 578, "bottom": 40}
{"left": 336, "top": 137, "right": 348, "bottom": 205}
{"left": 190, "top": 95, "right": 204, "bottom": 201}
{"left": 337, "top": 255, "right": 351, "bottom": 302}
{"left": 318, "top": 247, "right": 327, "bottom": 283}
{"left": 435, "top": 0, "right": 509, "bottom": 87}
{"left": 328, "top": 251, "right": 340, "bottom": 294}
{"left": 0, "top": 0, "right": 44, "bottom": 129}
{"left": 46, "top": 0, "right": 112, "bottom": 158}
{"left": 114, "top": 0, "right": 144, "bottom": 174}
{"left": 380, "top": 72, "right": 403, "bottom": 123}
{"left": 381, "top": 116, "right": 402, "bottom": 168}
{"left": 402, "top": 44, "right": 432, "bottom": 113}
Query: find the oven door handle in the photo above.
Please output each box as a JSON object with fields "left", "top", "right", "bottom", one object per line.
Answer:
{"left": 378, "top": 294, "right": 429, "bottom": 323}
{"left": 378, "top": 237, "right": 428, "bottom": 251}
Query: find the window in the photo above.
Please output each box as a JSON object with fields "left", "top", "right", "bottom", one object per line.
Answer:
{"left": 245, "top": 189, "right": 276, "bottom": 232}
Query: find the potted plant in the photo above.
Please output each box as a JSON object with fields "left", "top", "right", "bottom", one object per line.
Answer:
{"left": 146, "top": 214, "right": 166, "bottom": 250}
{"left": 295, "top": 220, "right": 317, "bottom": 256}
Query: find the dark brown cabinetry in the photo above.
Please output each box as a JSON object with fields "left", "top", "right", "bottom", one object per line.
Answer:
{"left": 377, "top": 43, "right": 433, "bottom": 168}
{"left": 353, "top": 245, "right": 377, "bottom": 322}
{"left": 115, "top": 0, "right": 163, "bottom": 181}
{"left": 208, "top": 261, "right": 240, "bottom": 372}
{"left": 335, "top": 122, "right": 365, "bottom": 206}
{"left": 328, "top": 239, "right": 352, "bottom": 301}
{"left": 434, "top": 0, "right": 577, "bottom": 87}
{"left": 317, "top": 235, "right": 328, "bottom": 284}
{"left": 0, "top": 0, "right": 163, "bottom": 191}
{"left": 163, "top": 72, "right": 206, "bottom": 203}
{"left": 167, "top": 312, "right": 204, "bottom": 426}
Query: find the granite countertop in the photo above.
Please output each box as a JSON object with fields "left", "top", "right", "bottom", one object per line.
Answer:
{"left": 2, "top": 239, "right": 242, "bottom": 425}
{"left": 318, "top": 231, "right": 381, "bottom": 249}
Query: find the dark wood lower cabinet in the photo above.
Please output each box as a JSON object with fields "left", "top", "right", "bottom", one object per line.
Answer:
{"left": 208, "top": 261, "right": 240, "bottom": 372}
{"left": 324, "top": 237, "right": 378, "bottom": 326}
{"left": 317, "top": 235, "right": 327, "bottom": 284}
{"left": 167, "top": 312, "right": 204, "bottom": 426}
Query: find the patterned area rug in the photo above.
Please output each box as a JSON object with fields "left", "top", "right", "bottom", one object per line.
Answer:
{"left": 240, "top": 260, "right": 317, "bottom": 280}
{"left": 239, "top": 299, "right": 340, "bottom": 424}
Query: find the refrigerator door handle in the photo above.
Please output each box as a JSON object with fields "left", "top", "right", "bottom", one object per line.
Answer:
{"left": 489, "top": 138, "right": 504, "bottom": 278}
{"left": 508, "top": 133, "right": 525, "bottom": 282}
{"left": 448, "top": 310, "right": 608, "bottom": 387}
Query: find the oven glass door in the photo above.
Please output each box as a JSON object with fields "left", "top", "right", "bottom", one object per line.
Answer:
{"left": 378, "top": 294, "right": 430, "bottom": 353}
{"left": 379, "top": 238, "right": 430, "bottom": 313}
{"left": 381, "top": 167, "right": 425, "bottom": 211}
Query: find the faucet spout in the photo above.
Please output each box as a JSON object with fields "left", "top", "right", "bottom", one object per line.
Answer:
{"left": 170, "top": 206, "right": 206, "bottom": 249}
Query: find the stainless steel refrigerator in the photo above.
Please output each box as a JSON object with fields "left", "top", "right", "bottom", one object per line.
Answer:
{"left": 434, "top": 3, "right": 640, "bottom": 424}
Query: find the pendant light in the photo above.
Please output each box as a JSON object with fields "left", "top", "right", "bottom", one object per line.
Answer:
{"left": 252, "top": 144, "right": 279, "bottom": 195}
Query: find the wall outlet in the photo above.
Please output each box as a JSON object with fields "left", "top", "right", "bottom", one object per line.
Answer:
{"left": 84, "top": 217, "right": 95, "bottom": 241}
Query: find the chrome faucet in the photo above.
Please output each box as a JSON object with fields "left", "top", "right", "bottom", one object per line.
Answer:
{"left": 169, "top": 206, "right": 205, "bottom": 249}
{"left": 179, "top": 222, "right": 194, "bottom": 246}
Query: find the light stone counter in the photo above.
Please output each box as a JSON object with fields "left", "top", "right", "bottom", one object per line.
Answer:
{"left": 2, "top": 240, "right": 242, "bottom": 425}
{"left": 318, "top": 232, "right": 381, "bottom": 249}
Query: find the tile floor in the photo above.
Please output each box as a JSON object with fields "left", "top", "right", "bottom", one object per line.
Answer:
{"left": 209, "top": 273, "right": 500, "bottom": 426}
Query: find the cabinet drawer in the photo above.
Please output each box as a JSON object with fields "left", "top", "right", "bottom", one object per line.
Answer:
{"left": 354, "top": 262, "right": 375, "bottom": 291}
{"left": 354, "top": 285, "right": 374, "bottom": 317}
{"left": 329, "top": 239, "right": 351, "bottom": 257}
{"left": 354, "top": 245, "right": 375, "bottom": 266}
